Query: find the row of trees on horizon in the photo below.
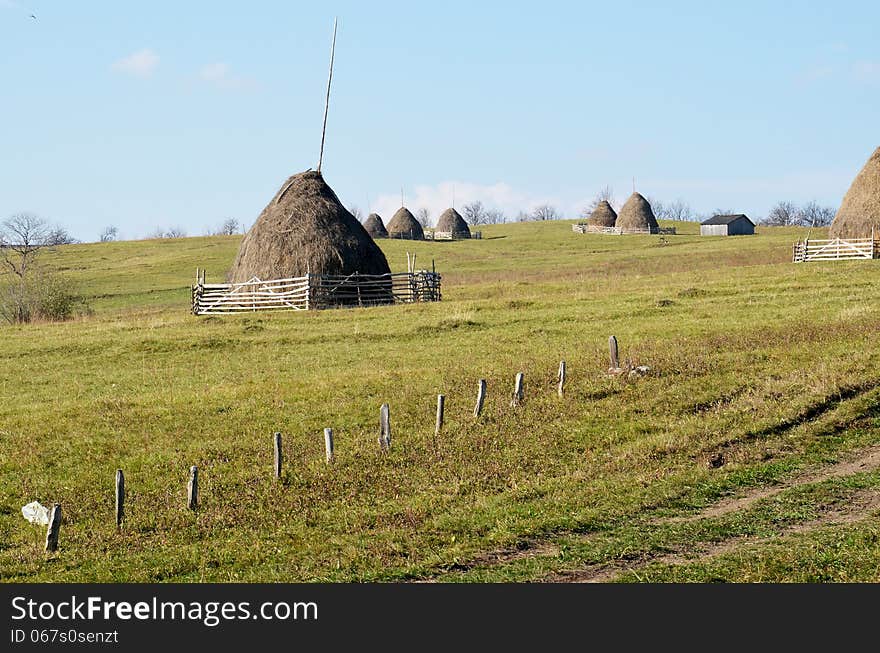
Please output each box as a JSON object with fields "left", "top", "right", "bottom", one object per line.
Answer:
{"left": 1, "top": 192, "right": 838, "bottom": 249}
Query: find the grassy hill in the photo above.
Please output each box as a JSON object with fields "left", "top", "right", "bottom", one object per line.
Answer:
{"left": 3, "top": 219, "right": 880, "bottom": 582}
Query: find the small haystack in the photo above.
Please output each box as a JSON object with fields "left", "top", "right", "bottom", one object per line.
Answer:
{"left": 364, "top": 213, "right": 388, "bottom": 239}
{"left": 227, "top": 170, "right": 391, "bottom": 283}
{"left": 435, "top": 208, "right": 471, "bottom": 238}
{"left": 386, "top": 207, "right": 425, "bottom": 240}
{"left": 616, "top": 193, "right": 659, "bottom": 233}
{"left": 587, "top": 200, "right": 618, "bottom": 228}
{"left": 829, "top": 147, "right": 880, "bottom": 239}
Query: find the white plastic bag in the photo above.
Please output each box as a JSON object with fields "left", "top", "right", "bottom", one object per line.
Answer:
{"left": 21, "top": 501, "right": 50, "bottom": 525}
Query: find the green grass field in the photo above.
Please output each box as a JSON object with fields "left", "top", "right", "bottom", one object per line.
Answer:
{"left": 3, "top": 218, "right": 880, "bottom": 582}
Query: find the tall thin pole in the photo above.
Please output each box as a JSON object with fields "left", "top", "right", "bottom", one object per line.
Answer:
{"left": 317, "top": 17, "right": 338, "bottom": 173}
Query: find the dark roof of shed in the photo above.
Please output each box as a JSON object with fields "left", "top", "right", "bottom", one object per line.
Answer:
{"left": 701, "top": 214, "right": 754, "bottom": 226}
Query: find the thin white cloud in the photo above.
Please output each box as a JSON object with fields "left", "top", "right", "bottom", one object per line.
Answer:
{"left": 370, "top": 181, "right": 565, "bottom": 225}
{"left": 199, "top": 62, "right": 258, "bottom": 91}
{"left": 112, "top": 49, "right": 159, "bottom": 78}
{"left": 853, "top": 61, "right": 880, "bottom": 82}
{"left": 798, "top": 64, "right": 835, "bottom": 84}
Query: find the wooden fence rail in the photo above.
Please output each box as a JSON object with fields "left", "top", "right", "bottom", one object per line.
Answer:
{"left": 792, "top": 237, "right": 878, "bottom": 263}
{"left": 192, "top": 270, "right": 441, "bottom": 315}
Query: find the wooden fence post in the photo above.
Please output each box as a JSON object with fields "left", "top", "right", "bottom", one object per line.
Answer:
{"left": 324, "top": 428, "right": 334, "bottom": 463}
{"left": 115, "top": 469, "right": 125, "bottom": 527}
{"left": 474, "top": 379, "right": 487, "bottom": 418}
{"left": 609, "top": 336, "right": 619, "bottom": 370}
{"left": 511, "top": 372, "right": 524, "bottom": 407}
{"left": 558, "top": 361, "right": 566, "bottom": 397}
{"left": 274, "top": 432, "right": 283, "bottom": 480}
{"left": 187, "top": 466, "right": 198, "bottom": 511}
{"left": 45, "top": 503, "right": 61, "bottom": 552}
{"left": 435, "top": 395, "right": 445, "bottom": 435}
{"left": 379, "top": 404, "right": 391, "bottom": 451}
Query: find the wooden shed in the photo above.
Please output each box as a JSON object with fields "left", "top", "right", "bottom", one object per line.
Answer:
{"left": 700, "top": 214, "right": 755, "bottom": 236}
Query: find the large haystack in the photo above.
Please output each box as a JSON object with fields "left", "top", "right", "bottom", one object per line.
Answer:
{"left": 364, "top": 213, "right": 388, "bottom": 239}
{"left": 587, "top": 201, "right": 617, "bottom": 228}
{"left": 829, "top": 147, "right": 880, "bottom": 239}
{"left": 616, "top": 193, "right": 659, "bottom": 233}
{"left": 435, "top": 208, "right": 471, "bottom": 238}
{"left": 386, "top": 207, "right": 424, "bottom": 240}
{"left": 227, "top": 170, "right": 391, "bottom": 283}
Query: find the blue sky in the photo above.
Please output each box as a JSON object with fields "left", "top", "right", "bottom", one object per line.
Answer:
{"left": 1, "top": 0, "right": 878, "bottom": 240}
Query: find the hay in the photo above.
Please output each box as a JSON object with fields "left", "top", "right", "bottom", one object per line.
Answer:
{"left": 363, "top": 213, "right": 388, "bottom": 239}
{"left": 830, "top": 147, "right": 880, "bottom": 239}
{"left": 615, "top": 193, "right": 659, "bottom": 233}
{"left": 227, "top": 170, "right": 391, "bottom": 283}
{"left": 386, "top": 207, "right": 425, "bottom": 240}
{"left": 434, "top": 208, "right": 471, "bottom": 238}
{"left": 587, "top": 200, "right": 617, "bottom": 227}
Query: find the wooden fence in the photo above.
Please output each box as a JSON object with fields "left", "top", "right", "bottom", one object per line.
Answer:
{"left": 792, "top": 237, "right": 878, "bottom": 263}
{"left": 572, "top": 224, "right": 676, "bottom": 235}
{"left": 192, "top": 270, "right": 441, "bottom": 315}
{"left": 424, "top": 230, "right": 482, "bottom": 241}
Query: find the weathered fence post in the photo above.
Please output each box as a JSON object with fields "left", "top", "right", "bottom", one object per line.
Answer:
{"left": 45, "top": 503, "right": 61, "bottom": 552}
{"left": 435, "top": 394, "right": 445, "bottom": 435}
{"left": 187, "top": 466, "right": 198, "bottom": 511}
{"left": 558, "top": 361, "right": 566, "bottom": 397}
{"left": 379, "top": 404, "right": 391, "bottom": 451}
{"left": 511, "top": 372, "right": 524, "bottom": 407}
{"left": 115, "top": 469, "right": 125, "bottom": 527}
{"left": 474, "top": 379, "right": 487, "bottom": 418}
{"left": 609, "top": 336, "right": 619, "bottom": 370}
{"left": 273, "top": 432, "right": 283, "bottom": 480}
{"left": 324, "top": 428, "right": 334, "bottom": 463}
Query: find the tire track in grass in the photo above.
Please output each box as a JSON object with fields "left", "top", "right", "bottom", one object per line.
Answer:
{"left": 547, "top": 488, "right": 880, "bottom": 583}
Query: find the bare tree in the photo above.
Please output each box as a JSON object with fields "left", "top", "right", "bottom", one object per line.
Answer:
{"left": 649, "top": 197, "right": 667, "bottom": 220}
{"left": 461, "top": 201, "right": 486, "bottom": 225}
{"left": 799, "top": 201, "right": 835, "bottom": 227}
{"left": 483, "top": 208, "right": 505, "bottom": 224}
{"left": 665, "top": 199, "right": 695, "bottom": 222}
{"left": 515, "top": 210, "right": 530, "bottom": 222}
{"left": 415, "top": 208, "right": 431, "bottom": 228}
{"left": 349, "top": 206, "right": 362, "bottom": 221}
{"left": 0, "top": 213, "right": 87, "bottom": 324}
{"left": 100, "top": 226, "right": 119, "bottom": 242}
{"left": 1, "top": 213, "right": 51, "bottom": 278}
{"left": 45, "top": 226, "right": 78, "bottom": 246}
{"left": 760, "top": 201, "right": 800, "bottom": 227}
{"left": 218, "top": 218, "right": 240, "bottom": 235}
{"left": 529, "top": 204, "right": 559, "bottom": 221}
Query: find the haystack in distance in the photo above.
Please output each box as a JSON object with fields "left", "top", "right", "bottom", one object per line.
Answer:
{"left": 587, "top": 201, "right": 617, "bottom": 228}
{"left": 615, "top": 193, "right": 660, "bottom": 234}
{"left": 434, "top": 208, "right": 472, "bottom": 239}
{"left": 364, "top": 213, "right": 388, "bottom": 239}
{"left": 387, "top": 207, "right": 425, "bottom": 240}
{"left": 829, "top": 146, "right": 880, "bottom": 239}
{"left": 227, "top": 170, "right": 391, "bottom": 283}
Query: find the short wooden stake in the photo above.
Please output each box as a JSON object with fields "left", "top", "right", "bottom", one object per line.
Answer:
{"left": 187, "top": 466, "right": 198, "bottom": 511}
{"left": 609, "top": 336, "right": 619, "bottom": 370}
{"left": 45, "top": 503, "right": 61, "bottom": 552}
{"left": 115, "top": 469, "right": 125, "bottom": 527}
{"left": 474, "top": 379, "right": 487, "bottom": 418}
{"left": 511, "top": 372, "right": 524, "bottom": 407}
{"left": 558, "top": 361, "right": 566, "bottom": 397}
{"left": 435, "top": 394, "right": 445, "bottom": 435}
{"left": 273, "top": 432, "right": 283, "bottom": 480}
{"left": 324, "top": 428, "right": 334, "bottom": 463}
{"left": 379, "top": 403, "right": 391, "bottom": 451}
